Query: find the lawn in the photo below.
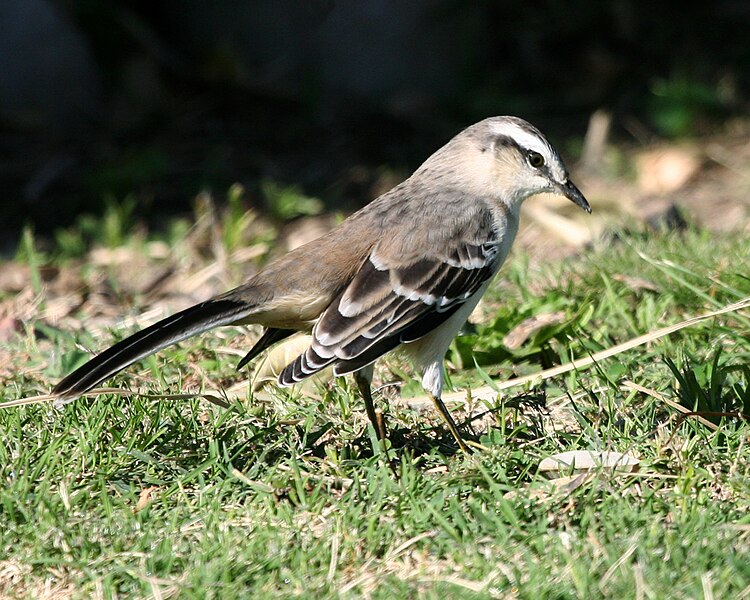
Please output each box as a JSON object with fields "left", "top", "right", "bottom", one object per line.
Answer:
{"left": 1, "top": 206, "right": 749, "bottom": 598}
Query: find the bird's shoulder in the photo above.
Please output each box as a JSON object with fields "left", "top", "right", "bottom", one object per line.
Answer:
{"left": 370, "top": 193, "right": 503, "bottom": 267}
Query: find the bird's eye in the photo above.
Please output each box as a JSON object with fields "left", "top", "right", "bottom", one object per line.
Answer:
{"left": 527, "top": 151, "right": 545, "bottom": 168}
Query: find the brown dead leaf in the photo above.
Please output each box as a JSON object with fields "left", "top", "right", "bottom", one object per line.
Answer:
{"left": 282, "top": 215, "right": 336, "bottom": 252}
{"left": 522, "top": 199, "right": 595, "bottom": 247}
{"left": 635, "top": 146, "right": 701, "bottom": 195}
{"left": 47, "top": 265, "right": 85, "bottom": 296}
{"left": 134, "top": 486, "right": 159, "bottom": 513}
{"left": 0, "top": 288, "right": 40, "bottom": 323}
{"left": 0, "top": 263, "right": 31, "bottom": 292}
{"left": 0, "top": 262, "right": 61, "bottom": 293}
{"left": 503, "top": 311, "right": 566, "bottom": 350}
{"left": 88, "top": 246, "right": 139, "bottom": 267}
{"left": 41, "top": 295, "right": 84, "bottom": 323}
{"left": 612, "top": 274, "right": 661, "bottom": 293}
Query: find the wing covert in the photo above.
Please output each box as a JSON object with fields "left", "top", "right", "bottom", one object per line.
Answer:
{"left": 278, "top": 236, "right": 500, "bottom": 385}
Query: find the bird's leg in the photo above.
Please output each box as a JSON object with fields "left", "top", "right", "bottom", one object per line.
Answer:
{"left": 421, "top": 363, "right": 471, "bottom": 453}
{"left": 430, "top": 394, "right": 471, "bottom": 453}
{"left": 353, "top": 366, "right": 387, "bottom": 442}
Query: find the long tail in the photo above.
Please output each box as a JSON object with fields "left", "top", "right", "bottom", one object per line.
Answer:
{"left": 52, "top": 298, "right": 256, "bottom": 401}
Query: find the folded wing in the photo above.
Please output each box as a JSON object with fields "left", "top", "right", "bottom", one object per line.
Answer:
{"left": 278, "top": 236, "right": 500, "bottom": 385}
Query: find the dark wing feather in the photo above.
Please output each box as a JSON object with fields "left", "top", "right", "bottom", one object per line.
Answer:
{"left": 236, "top": 328, "right": 294, "bottom": 370}
{"left": 332, "top": 302, "right": 464, "bottom": 376}
{"left": 278, "top": 239, "right": 500, "bottom": 385}
{"left": 53, "top": 299, "right": 255, "bottom": 400}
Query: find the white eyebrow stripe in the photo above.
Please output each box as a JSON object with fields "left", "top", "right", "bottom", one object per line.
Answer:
{"left": 489, "top": 121, "right": 551, "bottom": 159}
{"left": 489, "top": 120, "right": 569, "bottom": 180}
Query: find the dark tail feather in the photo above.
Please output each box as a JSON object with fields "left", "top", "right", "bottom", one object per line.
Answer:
{"left": 53, "top": 299, "right": 255, "bottom": 401}
{"left": 237, "top": 328, "right": 294, "bottom": 370}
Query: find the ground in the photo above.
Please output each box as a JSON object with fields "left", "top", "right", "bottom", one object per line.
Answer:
{"left": 0, "top": 127, "right": 749, "bottom": 598}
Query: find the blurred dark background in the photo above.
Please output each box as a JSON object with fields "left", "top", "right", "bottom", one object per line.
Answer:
{"left": 2, "top": 0, "right": 749, "bottom": 247}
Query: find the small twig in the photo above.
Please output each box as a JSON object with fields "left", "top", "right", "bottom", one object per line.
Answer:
{"left": 581, "top": 109, "right": 612, "bottom": 171}
{"left": 0, "top": 388, "right": 231, "bottom": 410}
{"left": 665, "top": 411, "right": 750, "bottom": 448}
{"left": 621, "top": 380, "right": 717, "bottom": 430}
{"left": 409, "top": 296, "right": 750, "bottom": 406}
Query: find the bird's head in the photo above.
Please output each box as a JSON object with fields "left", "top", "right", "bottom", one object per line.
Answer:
{"left": 435, "top": 116, "right": 591, "bottom": 214}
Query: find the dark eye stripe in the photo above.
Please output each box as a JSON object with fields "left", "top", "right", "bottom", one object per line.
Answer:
{"left": 493, "top": 135, "right": 552, "bottom": 171}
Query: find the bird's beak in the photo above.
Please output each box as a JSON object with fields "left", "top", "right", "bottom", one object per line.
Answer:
{"left": 557, "top": 179, "right": 591, "bottom": 213}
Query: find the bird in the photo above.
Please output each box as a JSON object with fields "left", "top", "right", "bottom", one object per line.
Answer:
{"left": 53, "top": 116, "right": 590, "bottom": 452}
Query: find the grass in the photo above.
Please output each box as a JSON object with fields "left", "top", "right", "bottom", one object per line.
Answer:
{"left": 1, "top": 210, "right": 749, "bottom": 598}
